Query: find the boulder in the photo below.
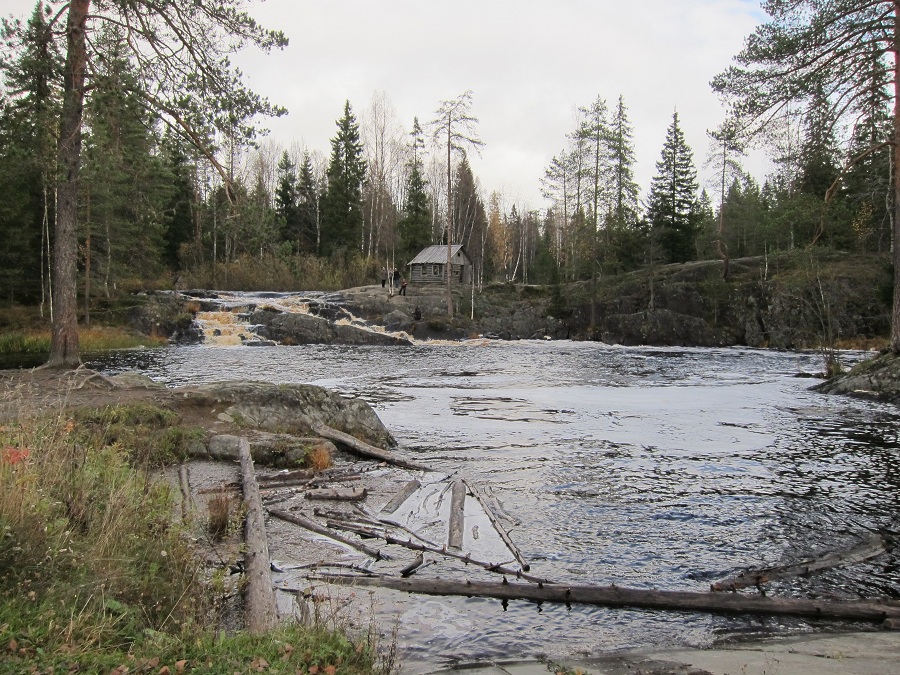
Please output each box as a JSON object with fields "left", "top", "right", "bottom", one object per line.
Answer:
{"left": 813, "top": 351, "right": 900, "bottom": 403}
{"left": 184, "top": 381, "right": 396, "bottom": 448}
{"left": 202, "top": 432, "right": 337, "bottom": 467}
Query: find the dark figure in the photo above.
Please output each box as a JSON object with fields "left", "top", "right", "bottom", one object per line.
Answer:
{"left": 400, "top": 279, "right": 407, "bottom": 296}
{"left": 414, "top": 306, "right": 421, "bottom": 321}
{"left": 381, "top": 266, "right": 387, "bottom": 288}
{"left": 393, "top": 268, "right": 401, "bottom": 288}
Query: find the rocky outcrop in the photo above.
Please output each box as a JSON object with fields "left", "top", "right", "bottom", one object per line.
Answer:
{"left": 813, "top": 351, "right": 900, "bottom": 404}
{"left": 183, "top": 381, "right": 396, "bottom": 448}
{"left": 249, "top": 309, "right": 412, "bottom": 346}
{"left": 204, "top": 431, "right": 338, "bottom": 467}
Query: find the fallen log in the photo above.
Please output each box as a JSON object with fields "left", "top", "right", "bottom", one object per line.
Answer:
{"left": 448, "top": 480, "right": 466, "bottom": 549}
{"left": 328, "top": 521, "right": 552, "bottom": 584}
{"left": 311, "top": 423, "right": 432, "bottom": 472}
{"left": 305, "top": 487, "right": 368, "bottom": 502}
{"left": 381, "top": 479, "right": 421, "bottom": 514}
{"left": 239, "top": 438, "right": 278, "bottom": 633}
{"left": 711, "top": 535, "right": 888, "bottom": 592}
{"left": 268, "top": 508, "right": 390, "bottom": 560}
{"left": 314, "top": 575, "right": 900, "bottom": 625}
{"left": 465, "top": 480, "right": 530, "bottom": 571}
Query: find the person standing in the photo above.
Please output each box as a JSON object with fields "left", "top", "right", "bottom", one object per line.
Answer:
{"left": 393, "top": 268, "right": 401, "bottom": 288}
{"left": 400, "top": 278, "right": 407, "bottom": 296}
{"left": 381, "top": 266, "right": 387, "bottom": 288}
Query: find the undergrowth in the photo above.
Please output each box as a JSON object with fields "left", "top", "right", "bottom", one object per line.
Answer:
{"left": 0, "top": 398, "right": 382, "bottom": 674}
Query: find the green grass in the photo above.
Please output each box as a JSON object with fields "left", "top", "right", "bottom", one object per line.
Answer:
{"left": 0, "top": 404, "right": 383, "bottom": 675}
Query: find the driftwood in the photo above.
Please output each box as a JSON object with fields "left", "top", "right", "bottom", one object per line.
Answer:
{"left": 258, "top": 477, "right": 314, "bottom": 490}
{"left": 311, "top": 423, "right": 432, "bottom": 472}
{"left": 326, "top": 520, "right": 552, "bottom": 584}
{"left": 198, "top": 482, "right": 240, "bottom": 495}
{"left": 305, "top": 487, "right": 368, "bottom": 502}
{"left": 239, "top": 438, "right": 278, "bottom": 633}
{"left": 381, "top": 480, "right": 421, "bottom": 514}
{"left": 465, "top": 480, "right": 530, "bottom": 571}
{"left": 258, "top": 468, "right": 314, "bottom": 486}
{"left": 712, "top": 534, "right": 888, "bottom": 592}
{"left": 448, "top": 480, "right": 466, "bottom": 549}
{"left": 268, "top": 508, "right": 390, "bottom": 560}
{"left": 400, "top": 553, "right": 426, "bottom": 578}
{"left": 314, "top": 575, "right": 900, "bottom": 625}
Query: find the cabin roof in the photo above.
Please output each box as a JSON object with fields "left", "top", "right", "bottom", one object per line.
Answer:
{"left": 408, "top": 245, "right": 469, "bottom": 265}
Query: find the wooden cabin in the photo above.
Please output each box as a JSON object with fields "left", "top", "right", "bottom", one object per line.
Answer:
{"left": 407, "top": 245, "right": 473, "bottom": 284}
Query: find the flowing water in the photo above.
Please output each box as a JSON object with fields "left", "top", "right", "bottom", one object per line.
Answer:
{"left": 88, "top": 337, "right": 900, "bottom": 670}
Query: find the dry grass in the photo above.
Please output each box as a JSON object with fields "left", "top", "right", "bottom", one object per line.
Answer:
{"left": 207, "top": 492, "right": 236, "bottom": 542}
{"left": 307, "top": 445, "right": 333, "bottom": 472}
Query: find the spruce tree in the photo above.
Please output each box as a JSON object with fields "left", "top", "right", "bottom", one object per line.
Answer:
{"left": 398, "top": 153, "right": 431, "bottom": 259}
{"left": 321, "top": 100, "right": 366, "bottom": 255}
{"left": 296, "top": 153, "right": 320, "bottom": 254}
{"left": 608, "top": 95, "right": 640, "bottom": 229}
{"left": 646, "top": 111, "right": 700, "bottom": 263}
{"left": 275, "top": 150, "right": 300, "bottom": 250}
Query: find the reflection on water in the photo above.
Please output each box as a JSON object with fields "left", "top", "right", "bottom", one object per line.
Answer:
{"left": 88, "top": 342, "right": 900, "bottom": 669}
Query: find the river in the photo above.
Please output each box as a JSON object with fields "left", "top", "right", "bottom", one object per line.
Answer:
{"left": 88, "top": 340, "right": 900, "bottom": 670}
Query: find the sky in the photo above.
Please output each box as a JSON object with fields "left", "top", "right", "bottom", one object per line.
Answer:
{"left": 1, "top": 0, "right": 770, "bottom": 209}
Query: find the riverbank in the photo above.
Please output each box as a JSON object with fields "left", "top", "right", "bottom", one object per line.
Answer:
{"left": 431, "top": 630, "right": 900, "bottom": 675}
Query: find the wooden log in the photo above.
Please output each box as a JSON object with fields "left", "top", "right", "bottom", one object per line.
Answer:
{"left": 305, "top": 487, "right": 368, "bottom": 502}
{"left": 178, "top": 464, "right": 192, "bottom": 523}
{"left": 258, "top": 477, "right": 314, "bottom": 490}
{"left": 311, "top": 423, "right": 432, "bottom": 472}
{"left": 400, "top": 553, "right": 426, "bottom": 578}
{"left": 465, "top": 480, "right": 530, "bottom": 571}
{"left": 448, "top": 480, "right": 466, "bottom": 549}
{"left": 314, "top": 575, "right": 900, "bottom": 625}
{"left": 239, "top": 438, "right": 278, "bottom": 634}
{"left": 381, "top": 480, "right": 421, "bottom": 514}
{"left": 268, "top": 508, "right": 391, "bottom": 560}
{"left": 328, "top": 521, "right": 552, "bottom": 584}
{"left": 712, "top": 535, "right": 887, "bottom": 592}
{"left": 259, "top": 468, "right": 314, "bottom": 485}
{"left": 198, "top": 482, "right": 240, "bottom": 495}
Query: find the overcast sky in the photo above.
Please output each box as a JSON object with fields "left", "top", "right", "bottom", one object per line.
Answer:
{"left": 2, "top": 0, "right": 769, "bottom": 208}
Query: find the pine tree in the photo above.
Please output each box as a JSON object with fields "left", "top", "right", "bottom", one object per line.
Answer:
{"left": 646, "top": 111, "right": 699, "bottom": 263}
{"left": 321, "top": 100, "right": 366, "bottom": 255}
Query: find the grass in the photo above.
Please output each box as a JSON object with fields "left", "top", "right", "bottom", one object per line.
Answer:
{"left": 0, "top": 326, "right": 168, "bottom": 357}
{"left": 0, "top": 400, "right": 384, "bottom": 674}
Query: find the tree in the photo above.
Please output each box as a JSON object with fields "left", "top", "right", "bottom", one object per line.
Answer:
{"left": 429, "top": 89, "right": 483, "bottom": 317}
{"left": 275, "top": 150, "right": 300, "bottom": 249}
{"left": 398, "top": 119, "right": 431, "bottom": 259}
{"left": 646, "top": 111, "right": 699, "bottom": 264}
{"left": 711, "top": 0, "right": 900, "bottom": 351}
{"left": 0, "top": 2, "right": 62, "bottom": 307}
{"left": 706, "top": 118, "right": 745, "bottom": 278}
{"left": 1, "top": 0, "right": 286, "bottom": 367}
{"left": 608, "top": 96, "right": 640, "bottom": 230}
{"left": 296, "top": 152, "right": 320, "bottom": 253}
{"left": 321, "top": 100, "right": 366, "bottom": 256}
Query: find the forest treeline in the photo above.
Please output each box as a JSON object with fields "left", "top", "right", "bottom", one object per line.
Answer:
{"left": 0, "top": 2, "right": 895, "bottom": 333}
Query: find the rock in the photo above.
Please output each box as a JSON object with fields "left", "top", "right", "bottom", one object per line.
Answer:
{"left": 813, "top": 351, "right": 900, "bottom": 403}
{"left": 250, "top": 309, "right": 412, "bottom": 346}
{"left": 185, "top": 381, "right": 396, "bottom": 448}
{"left": 109, "top": 372, "right": 166, "bottom": 389}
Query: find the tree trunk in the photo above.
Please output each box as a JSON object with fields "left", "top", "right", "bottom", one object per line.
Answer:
{"left": 447, "top": 480, "right": 466, "bottom": 549}
{"left": 315, "top": 575, "right": 900, "bottom": 625}
{"left": 239, "top": 438, "right": 278, "bottom": 633}
{"left": 311, "top": 423, "right": 432, "bottom": 472}
{"left": 893, "top": 2, "right": 900, "bottom": 353}
{"left": 268, "top": 508, "right": 389, "bottom": 560}
{"left": 47, "top": 0, "right": 90, "bottom": 369}
{"left": 380, "top": 479, "right": 421, "bottom": 515}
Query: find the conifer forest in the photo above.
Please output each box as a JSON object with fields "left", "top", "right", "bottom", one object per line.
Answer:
{"left": 1, "top": 1, "right": 899, "bottom": 358}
